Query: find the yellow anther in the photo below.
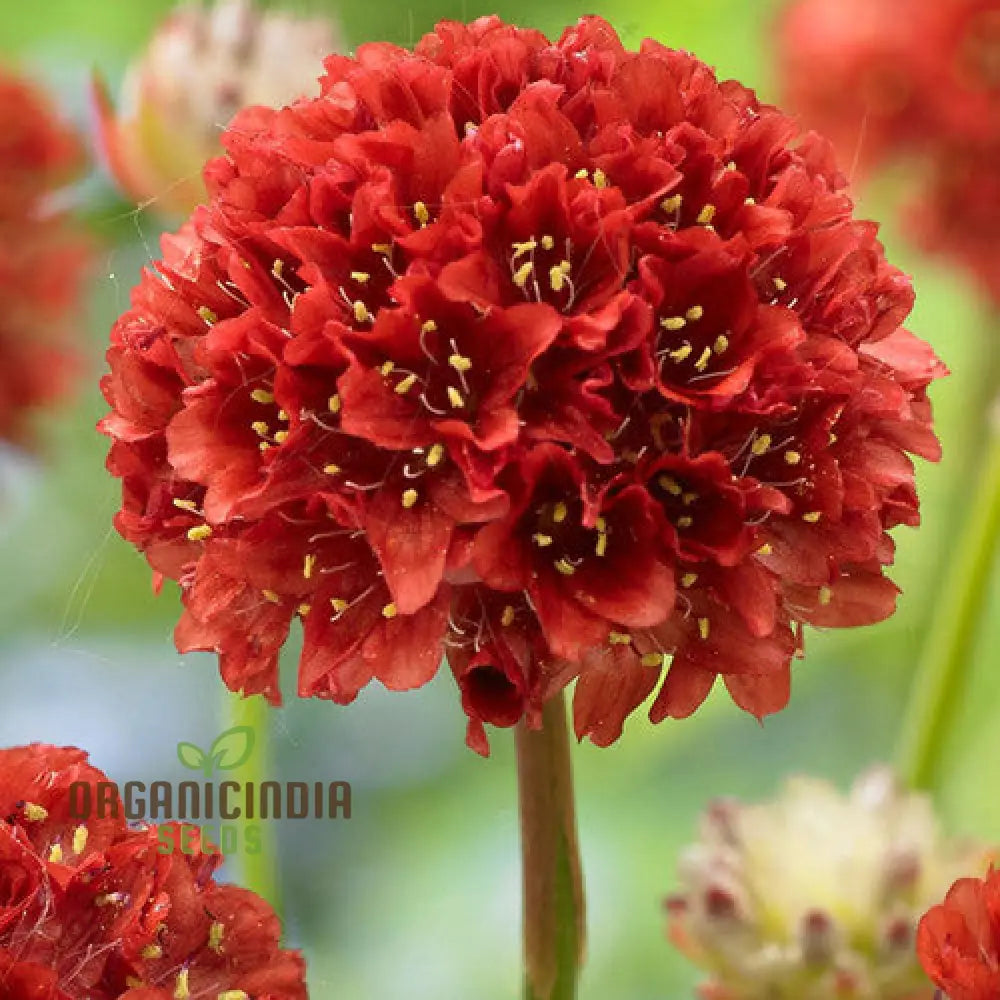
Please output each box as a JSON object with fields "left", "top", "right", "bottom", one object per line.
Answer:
{"left": 350, "top": 271, "right": 370, "bottom": 284}
{"left": 677, "top": 516, "right": 693, "bottom": 529}
{"left": 681, "top": 492, "right": 698, "bottom": 505}
{"left": 784, "top": 450, "right": 802, "bottom": 465}
{"left": 694, "top": 347, "right": 712, "bottom": 372}
{"left": 533, "top": 533, "right": 553, "bottom": 548}
{"left": 273, "top": 430, "right": 289, "bottom": 444}
{"left": 686, "top": 305, "right": 705, "bottom": 322}
{"left": 379, "top": 361, "right": 394, "bottom": 376}
{"left": 174, "top": 969, "right": 191, "bottom": 1000}
{"left": 512, "top": 239, "right": 537, "bottom": 258}
{"left": 802, "top": 510, "right": 822, "bottom": 523}
{"left": 413, "top": 201, "right": 430, "bottom": 226}
{"left": 670, "top": 343, "right": 693, "bottom": 362}
{"left": 382, "top": 602, "right": 398, "bottom": 619}
{"left": 829, "top": 432, "right": 838, "bottom": 444}
{"left": 72, "top": 825, "right": 88, "bottom": 854}
{"left": 208, "top": 921, "right": 225, "bottom": 953}
{"left": 658, "top": 475, "right": 682, "bottom": 496}
{"left": 447, "top": 386, "right": 465, "bottom": 408}
{"left": 218, "top": 993, "right": 249, "bottom": 1000}
{"left": 394, "top": 373, "right": 418, "bottom": 394}
{"left": 540, "top": 235, "right": 555, "bottom": 250}
{"left": 303, "top": 554, "right": 316, "bottom": 580}
{"left": 197, "top": 306, "right": 217, "bottom": 325}
{"left": 757, "top": 543, "right": 774, "bottom": 555}
{"left": 751, "top": 434, "right": 772, "bottom": 456}
{"left": 609, "top": 631, "right": 632, "bottom": 645}
{"left": 713, "top": 334, "right": 729, "bottom": 354}
{"left": 402, "top": 489, "right": 419, "bottom": 509}
{"left": 552, "top": 502, "right": 568, "bottom": 523}
{"left": 328, "top": 394, "right": 341, "bottom": 414}
{"left": 141, "top": 944, "right": 162, "bottom": 960}
{"left": 681, "top": 572, "right": 698, "bottom": 588}
{"left": 592, "top": 518, "right": 606, "bottom": 534}
{"left": 745, "top": 196, "right": 756, "bottom": 205}
{"left": 277, "top": 410, "right": 288, "bottom": 422}
{"left": 353, "top": 300, "right": 371, "bottom": 323}
{"left": 298, "top": 603, "right": 311, "bottom": 617}
{"left": 549, "top": 266, "right": 566, "bottom": 292}
{"left": 187, "top": 525, "right": 213, "bottom": 542}
{"left": 271, "top": 260, "right": 284, "bottom": 278}
{"left": 501, "top": 605, "right": 516, "bottom": 627}
{"left": 426, "top": 443, "right": 445, "bottom": 467}
{"left": 641, "top": 652, "right": 664, "bottom": 667}
{"left": 323, "top": 464, "right": 341, "bottom": 475}
{"left": 698, "top": 617, "right": 711, "bottom": 640}
{"left": 560, "top": 257, "right": 572, "bottom": 271}
{"left": 512, "top": 261, "right": 534, "bottom": 288}
{"left": 251, "top": 421, "right": 270, "bottom": 437}
{"left": 448, "top": 353, "right": 473, "bottom": 373}
{"left": 372, "top": 242, "right": 393, "bottom": 255}
{"left": 574, "top": 168, "right": 590, "bottom": 179}
{"left": 725, "top": 160, "right": 737, "bottom": 172}
{"left": 421, "top": 319, "right": 437, "bottom": 334}
{"left": 259, "top": 442, "right": 271, "bottom": 452}
{"left": 595, "top": 533, "right": 608, "bottom": 557}
{"left": 660, "top": 316, "right": 686, "bottom": 331}
{"left": 48, "top": 843, "right": 63, "bottom": 863}
{"left": 331, "top": 598, "right": 349, "bottom": 614}
{"left": 554, "top": 558, "right": 576, "bottom": 576}
{"left": 173, "top": 498, "right": 199, "bottom": 512}
{"left": 262, "top": 590, "right": 281, "bottom": 604}
{"left": 250, "top": 389, "right": 275, "bottom": 404}
{"left": 696, "top": 204, "right": 717, "bottom": 226}
{"left": 593, "top": 168, "right": 608, "bottom": 188}
{"left": 661, "top": 193, "right": 683, "bottom": 214}
{"left": 818, "top": 586, "right": 833, "bottom": 606}
{"left": 773, "top": 276, "right": 788, "bottom": 291}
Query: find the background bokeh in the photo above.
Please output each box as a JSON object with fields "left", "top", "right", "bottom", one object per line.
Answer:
{"left": 1, "top": 1, "right": 997, "bottom": 997}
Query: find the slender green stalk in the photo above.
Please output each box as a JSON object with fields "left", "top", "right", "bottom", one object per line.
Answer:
{"left": 516, "top": 691, "right": 586, "bottom": 1000}
{"left": 896, "top": 415, "right": 1000, "bottom": 788}
{"left": 225, "top": 691, "right": 281, "bottom": 910}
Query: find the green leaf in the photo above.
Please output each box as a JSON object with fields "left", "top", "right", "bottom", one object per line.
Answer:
{"left": 210, "top": 725, "right": 256, "bottom": 772}
{"left": 177, "top": 742, "right": 208, "bottom": 772}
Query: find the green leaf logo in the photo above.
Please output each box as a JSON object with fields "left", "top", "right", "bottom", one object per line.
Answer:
{"left": 176, "top": 726, "right": 255, "bottom": 777}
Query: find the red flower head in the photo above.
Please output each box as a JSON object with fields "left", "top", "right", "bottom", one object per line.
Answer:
{"left": 778, "top": 0, "right": 1000, "bottom": 303}
{"left": 917, "top": 867, "right": 1000, "bottom": 1000}
{"left": 0, "top": 70, "right": 90, "bottom": 448}
{"left": 0, "top": 743, "right": 306, "bottom": 999}
{"left": 101, "top": 16, "right": 944, "bottom": 755}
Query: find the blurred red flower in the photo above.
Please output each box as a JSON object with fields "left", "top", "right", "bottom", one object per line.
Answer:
{"left": 102, "top": 16, "right": 943, "bottom": 754}
{"left": 779, "top": 0, "right": 1000, "bottom": 302}
{"left": 0, "top": 70, "right": 90, "bottom": 448}
{"left": 0, "top": 743, "right": 306, "bottom": 1000}
{"left": 917, "top": 868, "right": 1000, "bottom": 1000}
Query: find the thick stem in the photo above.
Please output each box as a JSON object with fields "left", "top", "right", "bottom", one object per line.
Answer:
{"left": 516, "top": 691, "right": 586, "bottom": 1000}
{"left": 225, "top": 691, "right": 281, "bottom": 910}
{"left": 896, "top": 414, "right": 1000, "bottom": 788}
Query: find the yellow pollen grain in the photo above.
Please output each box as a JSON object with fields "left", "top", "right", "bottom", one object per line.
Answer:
{"left": 394, "top": 373, "right": 418, "bottom": 395}
{"left": 303, "top": 554, "right": 316, "bottom": 580}
{"left": 187, "top": 525, "right": 213, "bottom": 542}
{"left": 328, "top": 394, "right": 341, "bottom": 414}
{"left": 72, "top": 825, "right": 88, "bottom": 854}
{"left": 512, "top": 261, "right": 533, "bottom": 288}
{"left": 402, "top": 489, "right": 419, "bottom": 509}
{"left": 447, "top": 386, "right": 465, "bottom": 408}
{"left": 641, "top": 652, "right": 664, "bottom": 667}
{"left": 173, "top": 498, "right": 199, "bottom": 512}
{"left": 413, "top": 201, "right": 430, "bottom": 226}
{"left": 661, "top": 193, "right": 683, "bottom": 214}
{"left": 208, "top": 921, "right": 225, "bottom": 953}
{"left": 757, "top": 542, "right": 773, "bottom": 555}
{"left": 751, "top": 434, "right": 772, "bottom": 456}
{"left": 501, "top": 605, "right": 516, "bottom": 627}
{"left": 552, "top": 502, "right": 568, "bottom": 523}
{"left": 331, "top": 598, "right": 349, "bottom": 613}
{"left": 713, "top": 334, "right": 729, "bottom": 354}
{"left": 218, "top": 993, "right": 249, "bottom": 1000}
{"left": 549, "top": 266, "right": 566, "bottom": 292}
{"left": 686, "top": 305, "right": 705, "bottom": 322}
{"left": 609, "top": 631, "right": 632, "bottom": 645}
{"left": 298, "top": 603, "right": 311, "bottom": 617}
{"left": 677, "top": 516, "right": 693, "bottom": 529}
{"left": 512, "top": 239, "right": 537, "bottom": 258}
{"left": 421, "top": 319, "right": 438, "bottom": 334}
{"left": 273, "top": 430, "right": 289, "bottom": 444}
{"left": 532, "top": 533, "right": 553, "bottom": 548}
{"left": 250, "top": 388, "right": 275, "bottom": 405}
{"left": 694, "top": 347, "right": 712, "bottom": 372}
{"left": 554, "top": 558, "right": 576, "bottom": 576}
{"left": 540, "top": 235, "right": 555, "bottom": 250}
{"left": 251, "top": 421, "right": 270, "bottom": 437}
{"left": 426, "top": 443, "right": 445, "bottom": 467}
{"left": 593, "top": 168, "right": 608, "bottom": 189}
{"left": 382, "top": 602, "right": 398, "bottom": 619}
{"left": 448, "top": 353, "right": 473, "bottom": 372}
{"left": 380, "top": 361, "right": 395, "bottom": 376}
{"left": 262, "top": 589, "right": 281, "bottom": 604}
{"left": 48, "top": 843, "right": 63, "bottom": 863}
{"left": 658, "top": 475, "right": 682, "bottom": 496}
{"left": 681, "top": 572, "right": 698, "bottom": 588}
{"left": 323, "top": 463, "right": 341, "bottom": 476}
{"left": 350, "top": 271, "right": 370, "bottom": 284}
{"left": 353, "top": 300, "right": 371, "bottom": 323}
{"left": 818, "top": 586, "right": 833, "bottom": 606}
{"left": 271, "top": 259, "right": 284, "bottom": 278}
{"left": 197, "top": 306, "right": 217, "bottom": 325}
{"left": 670, "top": 343, "right": 693, "bottom": 362}
{"left": 696, "top": 204, "right": 717, "bottom": 226}
{"left": 745, "top": 196, "right": 756, "bottom": 205}
{"left": 141, "top": 944, "right": 162, "bottom": 960}
{"left": 784, "top": 450, "right": 802, "bottom": 465}
{"left": 802, "top": 510, "right": 822, "bottom": 523}
{"left": 372, "top": 242, "right": 393, "bottom": 255}
{"left": 773, "top": 276, "right": 788, "bottom": 291}
{"left": 660, "top": 316, "right": 686, "bottom": 331}
{"left": 575, "top": 168, "right": 590, "bottom": 179}
{"left": 174, "top": 969, "right": 190, "bottom": 1000}
{"left": 277, "top": 410, "right": 289, "bottom": 422}
{"left": 595, "top": 533, "right": 608, "bottom": 557}
{"left": 725, "top": 161, "right": 737, "bottom": 172}
{"left": 259, "top": 442, "right": 271, "bottom": 452}
{"left": 698, "top": 617, "right": 711, "bottom": 640}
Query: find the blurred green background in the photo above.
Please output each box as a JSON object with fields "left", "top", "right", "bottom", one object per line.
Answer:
{"left": 1, "top": 1, "right": 998, "bottom": 998}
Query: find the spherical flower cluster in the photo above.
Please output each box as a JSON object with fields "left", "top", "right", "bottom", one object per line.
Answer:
{"left": 0, "top": 69, "right": 89, "bottom": 449}
{"left": 779, "top": 0, "right": 1000, "bottom": 302}
{"left": 92, "top": 0, "right": 341, "bottom": 214}
{"left": 667, "top": 769, "right": 991, "bottom": 1000}
{"left": 101, "top": 16, "right": 944, "bottom": 755}
{"left": 0, "top": 743, "right": 306, "bottom": 999}
{"left": 917, "top": 867, "right": 1000, "bottom": 1000}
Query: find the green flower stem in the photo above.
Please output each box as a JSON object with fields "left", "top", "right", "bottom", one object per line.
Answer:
{"left": 225, "top": 690, "right": 281, "bottom": 911}
{"left": 516, "top": 691, "right": 586, "bottom": 1000}
{"left": 896, "top": 412, "right": 1000, "bottom": 788}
